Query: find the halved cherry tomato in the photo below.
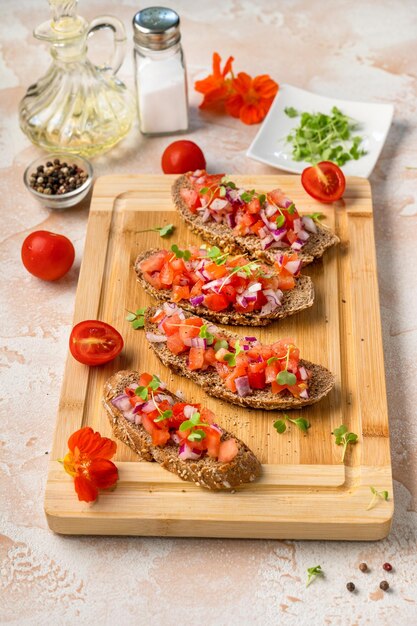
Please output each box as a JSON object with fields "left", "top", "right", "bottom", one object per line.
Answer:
{"left": 162, "top": 140, "right": 206, "bottom": 174}
{"left": 301, "top": 161, "right": 346, "bottom": 203}
{"left": 69, "top": 320, "right": 123, "bottom": 366}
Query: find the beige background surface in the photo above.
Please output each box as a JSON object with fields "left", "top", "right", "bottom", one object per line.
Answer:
{"left": 1, "top": 1, "right": 416, "bottom": 624}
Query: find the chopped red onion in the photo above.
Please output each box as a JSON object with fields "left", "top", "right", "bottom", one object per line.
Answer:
{"left": 291, "top": 239, "right": 304, "bottom": 251}
{"left": 171, "top": 433, "right": 182, "bottom": 445}
{"left": 178, "top": 443, "right": 202, "bottom": 460}
{"left": 190, "top": 337, "right": 206, "bottom": 349}
{"left": 299, "top": 389, "right": 309, "bottom": 399}
{"left": 155, "top": 393, "right": 174, "bottom": 404}
{"left": 236, "top": 294, "right": 248, "bottom": 308}
{"left": 270, "top": 240, "right": 289, "bottom": 249}
{"left": 157, "top": 316, "right": 167, "bottom": 331}
{"left": 210, "top": 198, "right": 229, "bottom": 212}
{"left": 123, "top": 409, "right": 137, "bottom": 423}
{"left": 163, "top": 302, "right": 180, "bottom": 317}
{"left": 210, "top": 423, "right": 223, "bottom": 434}
{"left": 235, "top": 375, "right": 252, "bottom": 397}
{"left": 201, "top": 208, "right": 211, "bottom": 222}
{"left": 111, "top": 394, "right": 132, "bottom": 413}
{"left": 202, "top": 278, "right": 223, "bottom": 292}
{"left": 258, "top": 226, "right": 270, "bottom": 239}
{"left": 297, "top": 229, "right": 310, "bottom": 242}
{"left": 244, "top": 336, "right": 257, "bottom": 342}
{"left": 183, "top": 405, "right": 196, "bottom": 419}
{"left": 207, "top": 324, "right": 218, "bottom": 335}
{"left": 134, "top": 414, "right": 143, "bottom": 425}
{"left": 271, "top": 227, "right": 287, "bottom": 241}
{"left": 302, "top": 215, "right": 318, "bottom": 234}
{"left": 190, "top": 295, "right": 204, "bottom": 306}
{"left": 195, "top": 176, "right": 205, "bottom": 184}
{"left": 211, "top": 211, "right": 223, "bottom": 223}
{"left": 285, "top": 260, "right": 302, "bottom": 275}
{"left": 260, "top": 289, "right": 282, "bottom": 315}
{"left": 141, "top": 400, "right": 157, "bottom": 413}
{"left": 261, "top": 234, "right": 275, "bottom": 250}
{"left": 299, "top": 366, "right": 308, "bottom": 381}
{"left": 194, "top": 169, "right": 203, "bottom": 177}
{"left": 282, "top": 199, "right": 293, "bottom": 208}
{"left": 226, "top": 213, "right": 236, "bottom": 229}
{"left": 265, "top": 203, "right": 277, "bottom": 218}
{"left": 293, "top": 218, "right": 302, "bottom": 233}
{"left": 132, "top": 402, "right": 145, "bottom": 414}
{"left": 248, "top": 282, "right": 262, "bottom": 293}
{"left": 146, "top": 332, "right": 167, "bottom": 343}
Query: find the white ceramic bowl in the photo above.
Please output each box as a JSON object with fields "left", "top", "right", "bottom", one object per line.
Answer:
{"left": 247, "top": 84, "right": 394, "bottom": 178}
{"left": 24, "top": 153, "right": 93, "bottom": 210}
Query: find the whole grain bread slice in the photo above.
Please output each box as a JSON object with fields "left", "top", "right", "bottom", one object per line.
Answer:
{"left": 145, "top": 306, "right": 335, "bottom": 410}
{"left": 103, "top": 370, "right": 261, "bottom": 490}
{"left": 135, "top": 249, "right": 314, "bottom": 326}
{"left": 172, "top": 174, "right": 340, "bottom": 266}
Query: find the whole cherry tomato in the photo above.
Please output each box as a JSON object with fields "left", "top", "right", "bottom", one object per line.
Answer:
{"left": 21, "top": 230, "right": 75, "bottom": 281}
{"left": 161, "top": 140, "right": 206, "bottom": 174}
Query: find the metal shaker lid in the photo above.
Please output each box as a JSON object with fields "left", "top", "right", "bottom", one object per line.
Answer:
{"left": 133, "top": 7, "right": 181, "bottom": 50}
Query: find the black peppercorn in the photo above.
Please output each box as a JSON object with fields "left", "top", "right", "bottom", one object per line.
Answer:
{"left": 346, "top": 582, "right": 355, "bottom": 592}
{"left": 358, "top": 562, "right": 368, "bottom": 572}
{"left": 379, "top": 580, "right": 389, "bottom": 591}
{"left": 382, "top": 562, "right": 392, "bottom": 572}
{"left": 29, "top": 158, "right": 88, "bottom": 195}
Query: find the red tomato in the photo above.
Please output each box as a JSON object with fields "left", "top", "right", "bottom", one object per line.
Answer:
{"left": 166, "top": 333, "right": 187, "bottom": 355}
{"left": 204, "top": 293, "right": 229, "bottom": 311}
{"left": 161, "top": 140, "right": 206, "bottom": 174}
{"left": 218, "top": 438, "right": 238, "bottom": 463}
{"left": 21, "top": 230, "right": 75, "bottom": 281}
{"left": 301, "top": 161, "right": 346, "bottom": 203}
{"left": 189, "top": 346, "right": 205, "bottom": 370}
{"left": 69, "top": 320, "right": 123, "bottom": 366}
{"left": 140, "top": 250, "right": 168, "bottom": 273}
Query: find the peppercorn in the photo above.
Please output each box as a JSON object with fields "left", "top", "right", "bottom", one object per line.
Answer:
{"left": 29, "top": 158, "right": 88, "bottom": 195}
{"left": 346, "top": 582, "right": 355, "bottom": 592}
{"left": 358, "top": 562, "right": 368, "bottom": 572}
{"left": 379, "top": 580, "right": 389, "bottom": 591}
{"left": 382, "top": 562, "right": 392, "bottom": 572}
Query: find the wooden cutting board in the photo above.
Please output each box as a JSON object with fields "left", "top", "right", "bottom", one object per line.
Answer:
{"left": 44, "top": 174, "right": 393, "bottom": 539}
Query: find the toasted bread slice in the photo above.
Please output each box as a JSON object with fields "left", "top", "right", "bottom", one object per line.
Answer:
{"left": 145, "top": 307, "right": 335, "bottom": 410}
{"left": 135, "top": 249, "right": 314, "bottom": 326}
{"left": 103, "top": 370, "right": 261, "bottom": 490}
{"left": 172, "top": 174, "right": 339, "bottom": 266}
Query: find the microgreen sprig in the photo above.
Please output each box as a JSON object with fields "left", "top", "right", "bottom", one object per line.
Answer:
{"left": 207, "top": 246, "right": 229, "bottom": 266}
{"left": 224, "top": 340, "right": 242, "bottom": 367}
{"left": 179, "top": 411, "right": 207, "bottom": 442}
{"left": 273, "top": 414, "right": 310, "bottom": 434}
{"left": 272, "top": 346, "right": 297, "bottom": 387}
{"left": 214, "top": 339, "right": 228, "bottom": 351}
{"left": 199, "top": 324, "right": 214, "bottom": 345}
{"left": 332, "top": 425, "right": 358, "bottom": 462}
{"left": 126, "top": 308, "right": 146, "bottom": 329}
{"left": 305, "top": 212, "right": 325, "bottom": 222}
{"left": 135, "top": 374, "right": 161, "bottom": 401}
{"left": 136, "top": 224, "right": 175, "bottom": 238}
{"left": 306, "top": 565, "right": 324, "bottom": 587}
{"left": 366, "top": 486, "right": 389, "bottom": 511}
{"left": 285, "top": 106, "right": 366, "bottom": 166}
{"left": 218, "top": 260, "right": 261, "bottom": 292}
{"left": 171, "top": 244, "right": 191, "bottom": 261}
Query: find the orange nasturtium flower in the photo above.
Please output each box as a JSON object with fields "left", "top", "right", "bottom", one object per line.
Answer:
{"left": 62, "top": 427, "right": 118, "bottom": 503}
{"left": 225, "top": 72, "right": 279, "bottom": 125}
{"left": 194, "top": 52, "right": 235, "bottom": 109}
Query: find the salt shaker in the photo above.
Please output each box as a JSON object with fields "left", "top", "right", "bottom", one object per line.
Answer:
{"left": 133, "top": 7, "right": 189, "bottom": 135}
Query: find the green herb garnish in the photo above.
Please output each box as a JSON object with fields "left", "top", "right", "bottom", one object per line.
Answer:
{"left": 199, "top": 186, "right": 209, "bottom": 194}
{"left": 273, "top": 414, "right": 310, "bottom": 434}
{"left": 305, "top": 212, "right": 325, "bottom": 222}
{"left": 135, "top": 374, "right": 161, "bottom": 401}
{"left": 214, "top": 339, "right": 228, "bottom": 352}
{"left": 224, "top": 341, "right": 242, "bottom": 367}
{"left": 171, "top": 244, "right": 191, "bottom": 261}
{"left": 366, "top": 486, "right": 389, "bottom": 511}
{"left": 154, "top": 409, "right": 173, "bottom": 423}
{"left": 332, "top": 424, "right": 358, "bottom": 462}
{"left": 284, "top": 106, "right": 299, "bottom": 118}
{"left": 306, "top": 565, "right": 324, "bottom": 587}
{"left": 199, "top": 324, "right": 214, "bottom": 345}
{"left": 285, "top": 106, "right": 366, "bottom": 166}
{"left": 276, "top": 215, "right": 285, "bottom": 228}
{"left": 126, "top": 308, "right": 146, "bottom": 329}
{"left": 207, "top": 246, "right": 228, "bottom": 265}
{"left": 179, "top": 411, "right": 207, "bottom": 442}
{"left": 240, "top": 190, "right": 256, "bottom": 203}
{"left": 136, "top": 224, "right": 174, "bottom": 238}
{"left": 218, "top": 260, "right": 260, "bottom": 292}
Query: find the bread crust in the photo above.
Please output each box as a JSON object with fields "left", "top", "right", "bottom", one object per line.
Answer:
{"left": 145, "top": 307, "right": 335, "bottom": 409}
{"left": 172, "top": 174, "right": 340, "bottom": 266}
{"left": 135, "top": 249, "right": 314, "bottom": 326}
{"left": 103, "top": 370, "right": 262, "bottom": 490}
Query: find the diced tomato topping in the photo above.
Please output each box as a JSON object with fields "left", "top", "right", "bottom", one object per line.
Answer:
{"left": 287, "top": 229, "right": 297, "bottom": 244}
{"left": 139, "top": 373, "right": 153, "bottom": 388}
{"left": 142, "top": 271, "right": 162, "bottom": 290}
{"left": 204, "top": 427, "right": 221, "bottom": 458}
{"left": 162, "top": 314, "right": 182, "bottom": 336}
{"left": 218, "top": 438, "right": 238, "bottom": 463}
{"left": 152, "top": 428, "right": 171, "bottom": 446}
{"left": 204, "top": 347, "right": 217, "bottom": 366}
{"left": 247, "top": 197, "right": 261, "bottom": 214}
{"left": 140, "top": 250, "right": 169, "bottom": 273}
{"left": 166, "top": 333, "right": 187, "bottom": 355}
{"left": 172, "top": 285, "right": 190, "bottom": 302}
{"left": 189, "top": 346, "right": 205, "bottom": 370}
{"left": 204, "top": 293, "right": 229, "bottom": 311}
{"left": 278, "top": 275, "right": 295, "bottom": 290}
{"left": 180, "top": 188, "right": 201, "bottom": 213}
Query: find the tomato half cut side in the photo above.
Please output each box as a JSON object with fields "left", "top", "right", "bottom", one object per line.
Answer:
{"left": 69, "top": 320, "right": 124, "bottom": 366}
{"left": 301, "top": 161, "right": 346, "bottom": 203}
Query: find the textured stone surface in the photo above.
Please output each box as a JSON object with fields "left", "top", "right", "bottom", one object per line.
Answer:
{"left": 1, "top": 1, "right": 416, "bottom": 624}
